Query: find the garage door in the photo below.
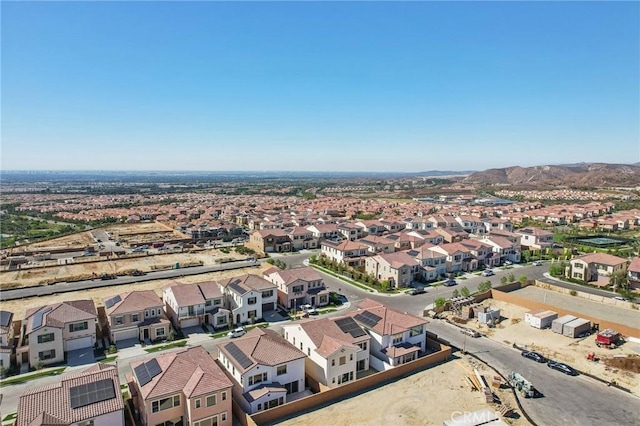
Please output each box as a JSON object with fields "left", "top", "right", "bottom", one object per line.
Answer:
{"left": 66, "top": 336, "right": 93, "bottom": 351}
{"left": 262, "top": 302, "right": 274, "bottom": 312}
{"left": 180, "top": 318, "right": 200, "bottom": 328}
{"left": 113, "top": 328, "right": 139, "bottom": 343}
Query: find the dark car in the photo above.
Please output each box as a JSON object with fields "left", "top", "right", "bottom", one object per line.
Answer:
{"left": 408, "top": 287, "right": 426, "bottom": 295}
{"left": 521, "top": 350, "right": 546, "bottom": 363}
{"left": 444, "top": 279, "right": 457, "bottom": 287}
{"left": 547, "top": 360, "right": 578, "bottom": 376}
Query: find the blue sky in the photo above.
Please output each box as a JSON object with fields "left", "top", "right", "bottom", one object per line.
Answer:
{"left": 2, "top": 1, "right": 639, "bottom": 172}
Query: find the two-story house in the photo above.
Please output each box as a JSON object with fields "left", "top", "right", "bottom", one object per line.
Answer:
{"left": 358, "top": 235, "right": 396, "bottom": 254}
{"left": 306, "top": 223, "right": 340, "bottom": 240}
{"left": 320, "top": 240, "right": 369, "bottom": 268}
{"left": 627, "top": 257, "right": 640, "bottom": 291}
{"left": 263, "top": 266, "right": 329, "bottom": 310}
{"left": 17, "top": 300, "right": 97, "bottom": 369}
{"left": 515, "top": 227, "right": 554, "bottom": 250}
{"left": 0, "top": 311, "right": 14, "bottom": 370}
{"left": 353, "top": 220, "right": 386, "bottom": 237}
{"left": 217, "top": 328, "right": 306, "bottom": 414}
{"left": 218, "top": 274, "right": 277, "bottom": 326}
{"left": 349, "top": 299, "right": 427, "bottom": 370}
{"left": 480, "top": 235, "right": 521, "bottom": 264}
{"left": 16, "top": 363, "right": 124, "bottom": 426}
{"left": 569, "top": 253, "right": 628, "bottom": 285}
{"left": 130, "top": 346, "right": 233, "bottom": 426}
{"left": 246, "top": 229, "right": 292, "bottom": 253}
{"left": 406, "top": 245, "right": 447, "bottom": 281}
{"left": 285, "top": 227, "right": 318, "bottom": 250}
{"left": 455, "top": 215, "right": 486, "bottom": 235}
{"left": 365, "top": 251, "right": 419, "bottom": 288}
{"left": 163, "top": 281, "right": 231, "bottom": 331}
{"left": 434, "top": 227, "right": 469, "bottom": 243}
{"left": 337, "top": 223, "right": 363, "bottom": 241}
{"left": 282, "top": 316, "right": 371, "bottom": 388}
{"left": 459, "top": 238, "right": 499, "bottom": 269}
{"left": 428, "top": 242, "right": 476, "bottom": 273}
{"left": 103, "top": 291, "right": 171, "bottom": 344}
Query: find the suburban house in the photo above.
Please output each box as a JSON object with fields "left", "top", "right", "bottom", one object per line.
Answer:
{"left": 306, "top": 223, "right": 340, "bottom": 240}
{"left": 103, "top": 291, "right": 171, "bottom": 344}
{"left": 282, "top": 316, "right": 371, "bottom": 388}
{"left": 515, "top": 227, "right": 554, "bottom": 250}
{"left": 320, "top": 240, "right": 369, "bottom": 268}
{"left": 17, "top": 300, "right": 97, "bottom": 369}
{"left": 16, "top": 363, "right": 124, "bottom": 426}
{"left": 0, "top": 311, "right": 14, "bottom": 370}
{"left": 358, "top": 235, "right": 396, "bottom": 254}
{"left": 337, "top": 223, "right": 363, "bottom": 241}
{"left": 217, "top": 328, "right": 307, "bottom": 414}
{"left": 349, "top": 300, "right": 427, "bottom": 370}
{"left": 406, "top": 245, "right": 447, "bottom": 281}
{"left": 480, "top": 235, "right": 522, "bottom": 264}
{"left": 365, "top": 251, "right": 419, "bottom": 288}
{"left": 434, "top": 227, "right": 468, "bottom": 243}
{"left": 569, "top": 253, "right": 628, "bottom": 285}
{"left": 405, "top": 229, "right": 444, "bottom": 245}
{"left": 246, "top": 229, "right": 292, "bottom": 253}
{"left": 218, "top": 274, "right": 277, "bottom": 326}
{"left": 354, "top": 220, "right": 386, "bottom": 236}
{"left": 379, "top": 219, "right": 405, "bottom": 233}
{"left": 627, "top": 257, "right": 640, "bottom": 291}
{"left": 285, "top": 227, "right": 318, "bottom": 250}
{"left": 459, "top": 239, "right": 499, "bottom": 269}
{"left": 455, "top": 216, "right": 486, "bottom": 235}
{"left": 163, "top": 281, "right": 231, "bottom": 331}
{"left": 263, "top": 266, "right": 330, "bottom": 310}
{"left": 429, "top": 242, "right": 477, "bottom": 273}
{"left": 129, "top": 346, "right": 233, "bottom": 426}
{"left": 482, "top": 217, "right": 514, "bottom": 233}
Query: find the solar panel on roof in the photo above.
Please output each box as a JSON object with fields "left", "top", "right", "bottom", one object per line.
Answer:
{"left": 105, "top": 295, "right": 121, "bottom": 309}
{"left": 145, "top": 358, "right": 162, "bottom": 379}
{"left": 69, "top": 378, "right": 116, "bottom": 409}
{"left": 0, "top": 311, "right": 11, "bottom": 328}
{"left": 226, "top": 342, "right": 253, "bottom": 369}
{"left": 134, "top": 363, "right": 151, "bottom": 386}
{"left": 354, "top": 311, "right": 381, "bottom": 329}
{"left": 334, "top": 317, "right": 367, "bottom": 338}
{"left": 32, "top": 307, "right": 51, "bottom": 330}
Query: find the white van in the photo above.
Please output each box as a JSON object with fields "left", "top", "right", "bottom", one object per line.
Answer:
{"left": 460, "top": 328, "right": 480, "bottom": 338}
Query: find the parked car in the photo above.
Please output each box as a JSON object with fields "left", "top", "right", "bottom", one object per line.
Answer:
{"left": 444, "top": 279, "right": 457, "bottom": 287}
{"left": 306, "top": 308, "right": 319, "bottom": 316}
{"left": 408, "top": 287, "right": 426, "bottom": 295}
{"left": 532, "top": 261, "right": 543, "bottom": 266}
{"left": 227, "top": 327, "right": 247, "bottom": 338}
{"left": 612, "top": 296, "right": 628, "bottom": 302}
{"left": 521, "top": 350, "right": 546, "bottom": 363}
{"left": 504, "top": 260, "right": 513, "bottom": 266}
{"left": 547, "top": 360, "right": 578, "bottom": 376}
{"left": 460, "top": 328, "right": 480, "bottom": 338}
{"left": 481, "top": 269, "right": 494, "bottom": 277}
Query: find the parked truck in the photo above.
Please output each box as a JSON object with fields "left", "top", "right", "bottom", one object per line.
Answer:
{"left": 596, "top": 329, "right": 622, "bottom": 349}
{"left": 507, "top": 372, "right": 536, "bottom": 398}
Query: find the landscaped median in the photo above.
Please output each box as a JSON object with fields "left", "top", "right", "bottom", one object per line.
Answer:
{"left": 0, "top": 367, "right": 66, "bottom": 386}
{"left": 143, "top": 339, "right": 187, "bottom": 353}
{"left": 309, "top": 264, "right": 378, "bottom": 293}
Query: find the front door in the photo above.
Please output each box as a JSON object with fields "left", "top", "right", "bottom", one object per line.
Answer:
{"left": 143, "top": 328, "right": 149, "bottom": 340}
{"left": 310, "top": 296, "right": 316, "bottom": 306}
{"left": 204, "top": 314, "right": 209, "bottom": 324}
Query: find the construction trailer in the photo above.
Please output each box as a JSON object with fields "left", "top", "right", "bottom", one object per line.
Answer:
{"left": 526, "top": 310, "right": 558, "bottom": 329}
{"left": 563, "top": 318, "right": 591, "bottom": 338}
{"left": 551, "top": 315, "right": 577, "bottom": 334}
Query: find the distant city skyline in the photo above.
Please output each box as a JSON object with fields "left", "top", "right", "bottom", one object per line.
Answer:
{"left": 2, "top": 1, "right": 639, "bottom": 172}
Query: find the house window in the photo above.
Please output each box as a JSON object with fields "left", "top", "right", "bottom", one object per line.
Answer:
{"left": 308, "top": 348, "right": 311, "bottom": 356}
{"left": 195, "top": 398, "right": 201, "bottom": 408}
{"left": 213, "top": 298, "right": 222, "bottom": 306}
{"left": 69, "top": 322, "right": 88, "bottom": 333}
{"left": 339, "top": 356, "right": 346, "bottom": 366}
{"left": 38, "top": 349, "right": 56, "bottom": 360}
{"left": 410, "top": 326, "right": 423, "bottom": 337}
{"left": 156, "top": 328, "right": 165, "bottom": 337}
{"left": 575, "top": 263, "right": 584, "bottom": 269}
{"left": 331, "top": 359, "right": 335, "bottom": 366}
{"left": 216, "top": 316, "right": 227, "bottom": 325}
{"left": 222, "top": 413, "right": 227, "bottom": 421}
{"left": 262, "top": 290, "right": 273, "bottom": 298}
{"left": 145, "top": 310, "right": 150, "bottom": 318}
{"left": 152, "top": 395, "right": 180, "bottom": 413}
{"left": 131, "top": 314, "right": 139, "bottom": 322}
{"left": 37, "top": 333, "right": 55, "bottom": 344}
{"left": 115, "top": 316, "right": 124, "bottom": 326}
{"left": 206, "top": 394, "right": 216, "bottom": 407}
{"left": 392, "top": 334, "right": 403, "bottom": 344}
{"left": 258, "top": 403, "right": 262, "bottom": 411}
{"left": 350, "top": 354, "right": 353, "bottom": 361}
{"left": 193, "top": 416, "right": 218, "bottom": 426}
{"left": 248, "top": 372, "right": 268, "bottom": 386}
{"left": 292, "top": 285, "right": 303, "bottom": 293}
{"left": 206, "top": 300, "right": 212, "bottom": 307}
{"left": 247, "top": 297, "right": 257, "bottom": 305}
{"left": 277, "top": 365, "right": 287, "bottom": 376}
{"left": 222, "top": 391, "right": 227, "bottom": 401}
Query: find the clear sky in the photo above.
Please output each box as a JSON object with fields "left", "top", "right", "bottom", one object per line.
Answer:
{"left": 2, "top": 1, "right": 639, "bottom": 172}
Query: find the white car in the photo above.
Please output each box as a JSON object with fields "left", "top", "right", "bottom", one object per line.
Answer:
{"left": 532, "top": 261, "right": 543, "bottom": 266}
{"left": 227, "top": 327, "right": 247, "bottom": 338}
{"left": 504, "top": 260, "right": 513, "bottom": 266}
{"left": 481, "top": 269, "right": 494, "bottom": 277}
{"left": 613, "top": 296, "right": 628, "bottom": 302}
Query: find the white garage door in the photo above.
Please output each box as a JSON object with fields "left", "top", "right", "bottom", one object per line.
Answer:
{"left": 113, "top": 328, "right": 139, "bottom": 342}
{"left": 66, "top": 336, "right": 93, "bottom": 351}
{"left": 180, "top": 318, "right": 200, "bottom": 328}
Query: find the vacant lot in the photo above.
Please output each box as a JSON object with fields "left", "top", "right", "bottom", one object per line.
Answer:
{"left": 445, "top": 299, "right": 640, "bottom": 396}
{"left": 277, "top": 355, "right": 530, "bottom": 426}
{"left": 24, "top": 230, "right": 95, "bottom": 249}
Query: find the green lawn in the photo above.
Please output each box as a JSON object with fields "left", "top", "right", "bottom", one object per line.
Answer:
{"left": 100, "top": 356, "right": 118, "bottom": 364}
{"left": 144, "top": 340, "right": 187, "bottom": 353}
{"left": 0, "top": 367, "right": 66, "bottom": 386}
{"left": 3, "top": 413, "right": 17, "bottom": 422}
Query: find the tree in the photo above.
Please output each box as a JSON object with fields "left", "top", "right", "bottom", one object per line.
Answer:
{"left": 452, "top": 289, "right": 460, "bottom": 298}
{"left": 518, "top": 275, "right": 528, "bottom": 284}
{"left": 500, "top": 276, "right": 508, "bottom": 285}
{"left": 507, "top": 272, "right": 515, "bottom": 282}
{"left": 266, "top": 258, "right": 275, "bottom": 265}
{"left": 461, "top": 286, "right": 470, "bottom": 297}
{"left": 610, "top": 270, "right": 628, "bottom": 291}
{"left": 478, "top": 281, "right": 492, "bottom": 293}
{"left": 309, "top": 255, "right": 317, "bottom": 264}
{"left": 435, "top": 297, "right": 447, "bottom": 308}
{"left": 35, "top": 360, "right": 44, "bottom": 371}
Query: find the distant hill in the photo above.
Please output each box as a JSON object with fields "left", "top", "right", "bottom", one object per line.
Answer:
{"left": 416, "top": 170, "right": 475, "bottom": 177}
{"left": 463, "top": 163, "right": 640, "bottom": 187}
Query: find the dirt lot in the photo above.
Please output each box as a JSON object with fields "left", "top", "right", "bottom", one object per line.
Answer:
{"left": 24, "top": 230, "right": 95, "bottom": 249}
{"left": 278, "top": 354, "right": 530, "bottom": 426}
{"left": 0, "top": 263, "right": 271, "bottom": 320}
{"left": 443, "top": 300, "right": 640, "bottom": 396}
{"left": 0, "top": 249, "right": 244, "bottom": 289}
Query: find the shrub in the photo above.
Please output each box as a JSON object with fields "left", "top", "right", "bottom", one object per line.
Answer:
{"left": 500, "top": 276, "right": 508, "bottom": 285}
{"left": 478, "top": 281, "right": 492, "bottom": 293}
{"left": 570, "top": 290, "right": 577, "bottom": 296}
{"left": 518, "top": 275, "right": 528, "bottom": 284}
{"left": 435, "top": 297, "right": 447, "bottom": 308}
{"left": 451, "top": 289, "right": 460, "bottom": 298}
{"left": 461, "top": 286, "right": 470, "bottom": 297}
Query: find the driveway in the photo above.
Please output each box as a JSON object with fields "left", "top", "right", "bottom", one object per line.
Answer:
{"left": 115, "top": 338, "right": 140, "bottom": 350}
{"left": 66, "top": 347, "right": 96, "bottom": 367}
{"left": 181, "top": 325, "right": 206, "bottom": 337}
